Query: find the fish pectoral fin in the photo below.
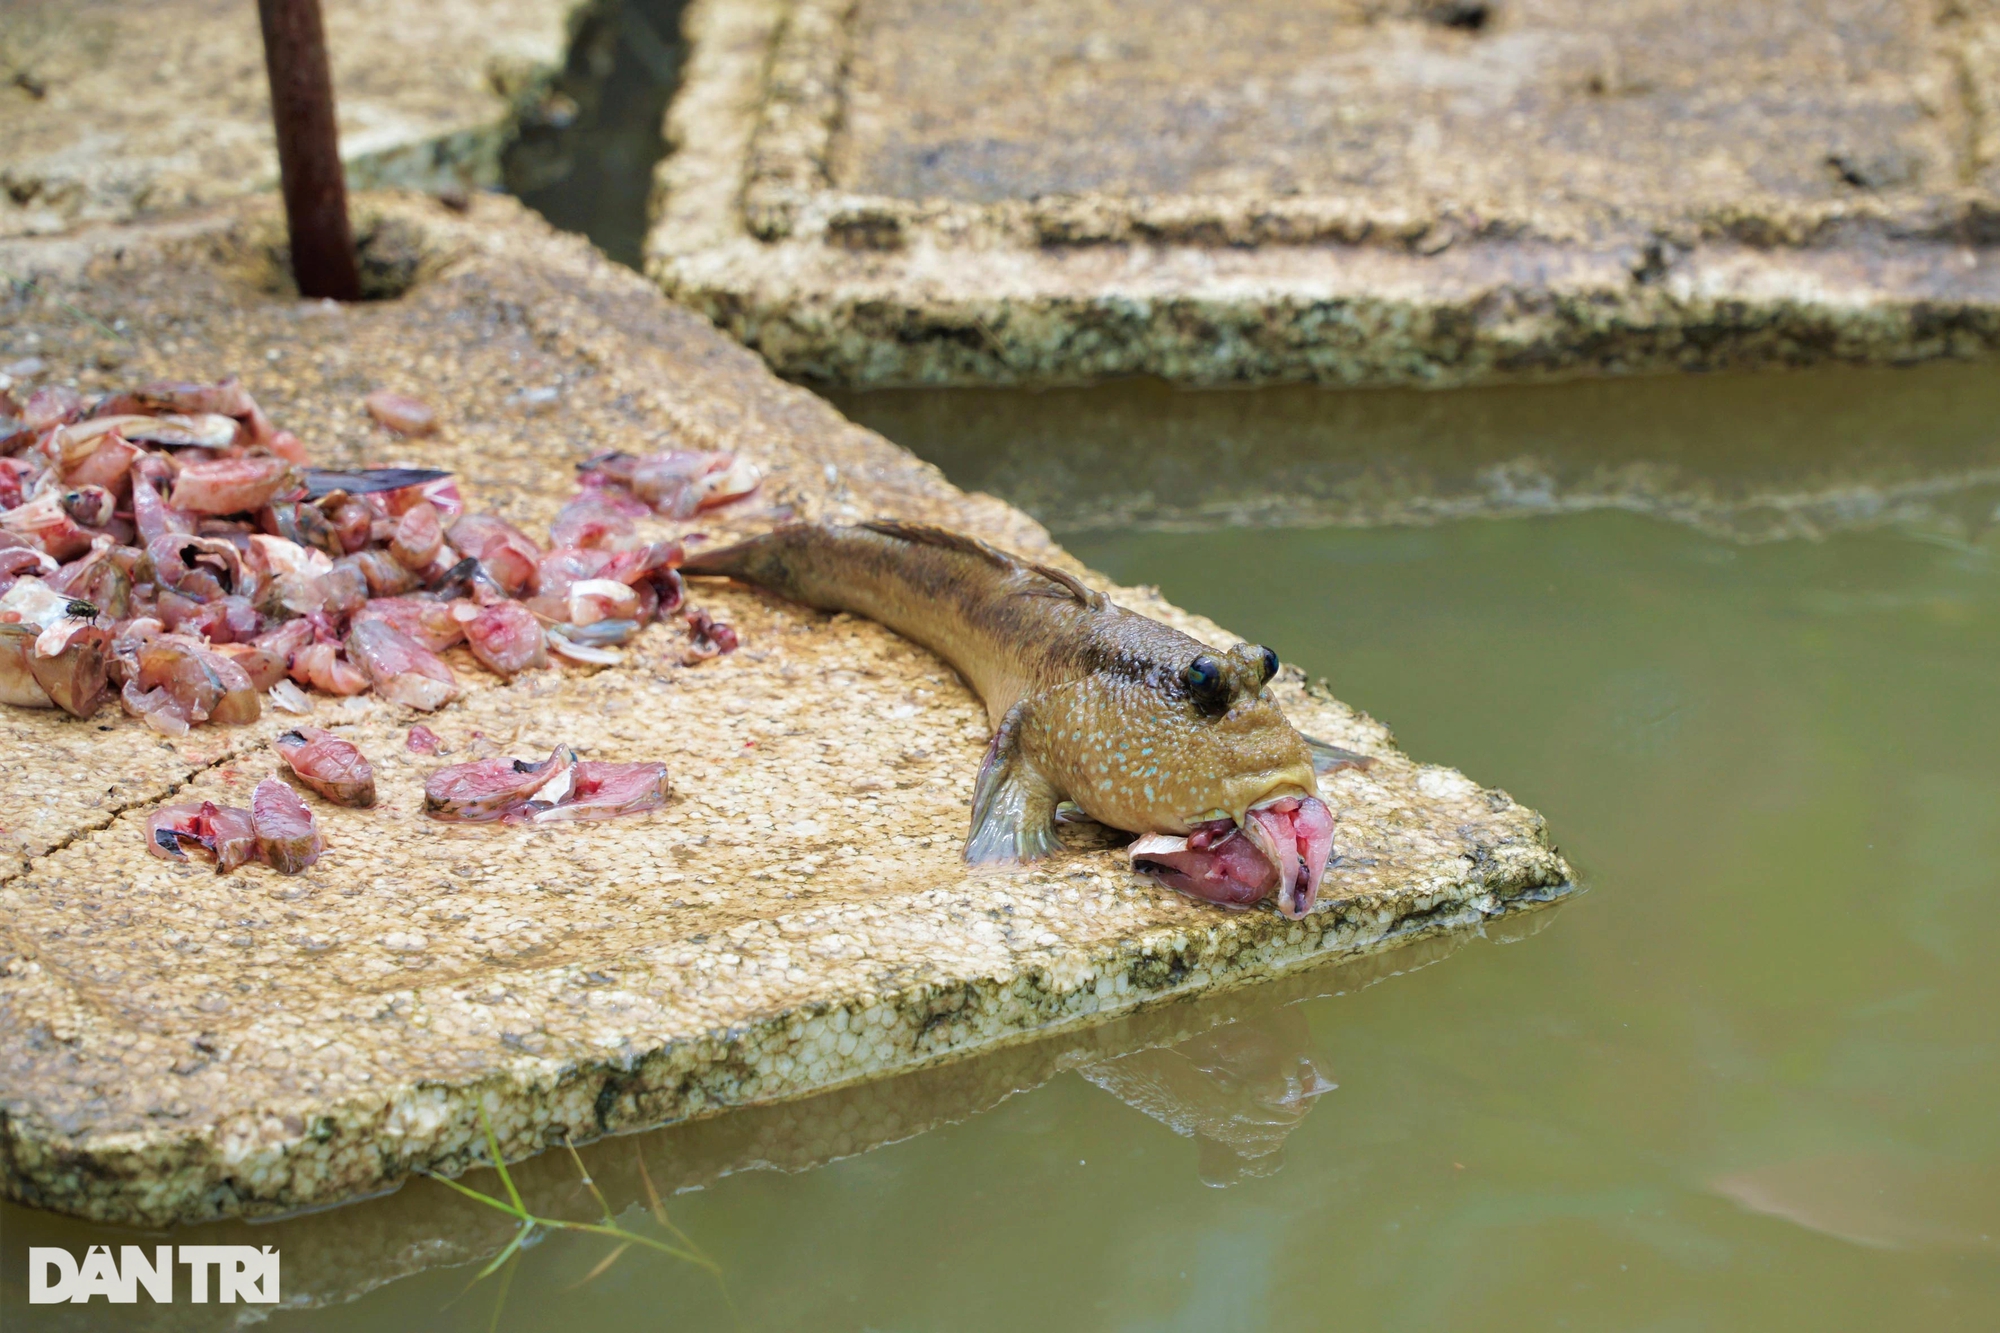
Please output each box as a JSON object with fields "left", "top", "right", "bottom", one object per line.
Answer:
{"left": 1304, "top": 734, "right": 1377, "bottom": 777}
{"left": 966, "top": 702, "right": 1062, "bottom": 864}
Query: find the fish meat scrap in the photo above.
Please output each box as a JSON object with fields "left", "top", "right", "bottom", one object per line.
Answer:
{"left": 252, "top": 778, "right": 324, "bottom": 873}
{"left": 423, "top": 745, "right": 578, "bottom": 822}
{"left": 145, "top": 793, "right": 319, "bottom": 875}
{"left": 422, "top": 746, "right": 669, "bottom": 824}
{"left": 684, "top": 522, "right": 1371, "bottom": 919}
{"left": 2, "top": 372, "right": 759, "bottom": 733}
{"left": 274, "top": 726, "right": 377, "bottom": 807}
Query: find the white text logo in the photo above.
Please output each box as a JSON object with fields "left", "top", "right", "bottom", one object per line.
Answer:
{"left": 28, "top": 1245, "right": 280, "bottom": 1304}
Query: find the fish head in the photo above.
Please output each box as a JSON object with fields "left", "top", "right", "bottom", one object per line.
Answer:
{"left": 1064, "top": 642, "right": 1335, "bottom": 919}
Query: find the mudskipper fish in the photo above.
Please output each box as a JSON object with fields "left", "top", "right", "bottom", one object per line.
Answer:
{"left": 684, "top": 521, "right": 1368, "bottom": 917}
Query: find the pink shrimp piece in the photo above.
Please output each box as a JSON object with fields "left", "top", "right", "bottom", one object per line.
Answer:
{"left": 251, "top": 778, "right": 324, "bottom": 873}
{"left": 0, "top": 543, "right": 53, "bottom": 581}
{"left": 618, "top": 450, "right": 760, "bottom": 516}
{"left": 376, "top": 474, "right": 463, "bottom": 526}
{"left": 28, "top": 621, "right": 112, "bottom": 718}
{"left": 346, "top": 618, "right": 458, "bottom": 711}
{"left": 595, "top": 540, "right": 684, "bottom": 587}
{"left": 405, "top": 723, "right": 443, "bottom": 755}
{"left": 196, "top": 641, "right": 260, "bottom": 724}
{"left": 533, "top": 546, "right": 611, "bottom": 608}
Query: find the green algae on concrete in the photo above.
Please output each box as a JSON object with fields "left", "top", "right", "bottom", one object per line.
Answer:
{"left": 0, "top": 194, "right": 1568, "bottom": 1227}
{"left": 649, "top": 0, "right": 2000, "bottom": 387}
{"left": 0, "top": 0, "right": 595, "bottom": 238}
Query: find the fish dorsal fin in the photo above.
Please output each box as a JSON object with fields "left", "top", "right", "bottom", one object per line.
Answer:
{"left": 862, "top": 519, "right": 1106, "bottom": 608}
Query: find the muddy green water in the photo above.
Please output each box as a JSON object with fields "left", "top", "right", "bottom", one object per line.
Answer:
{"left": 6, "top": 364, "right": 2000, "bottom": 1331}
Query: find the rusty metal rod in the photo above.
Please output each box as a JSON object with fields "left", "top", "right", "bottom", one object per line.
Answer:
{"left": 257, "top": 0, "right": 360, "bottom": 300}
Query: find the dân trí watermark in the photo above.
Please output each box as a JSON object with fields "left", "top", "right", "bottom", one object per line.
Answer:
{"left": 29, "top": 1245, "right": 280, "bottom": 1304}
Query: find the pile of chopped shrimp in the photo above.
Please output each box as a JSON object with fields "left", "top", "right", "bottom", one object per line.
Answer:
{"left": 0, "top": 375, "right": 755, "bottom": 734}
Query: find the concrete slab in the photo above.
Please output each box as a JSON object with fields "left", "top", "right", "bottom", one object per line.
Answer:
{"left": 0, "top": 0, "right": 590, "bottom": 238}
{"left": 0, "top": 193, "right": 1568, "bottom": 1226}
{"left": 6, "top": 918, "right": 1522, "bottom": 1327}
{"left": 649, "top": 0, "right": 2000, "bottom": 386}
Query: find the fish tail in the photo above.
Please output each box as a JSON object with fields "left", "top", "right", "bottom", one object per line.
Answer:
{"left": 679, "top": 529, "right": 799, "bottom": 593}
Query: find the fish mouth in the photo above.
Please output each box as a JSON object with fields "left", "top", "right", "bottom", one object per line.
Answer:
{"left": 1128, "top": 795, "right": 1336, "bottom": 920}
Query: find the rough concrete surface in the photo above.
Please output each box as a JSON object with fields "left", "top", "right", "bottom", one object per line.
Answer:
{"left": 0, "top": 194, "right": 1569, "bottom": 1227}
{"left": 649, "top": 0, "right": 2000, "bottom": 386}
{"left": 0, "top": 0, "right": 592, "bottom": 238}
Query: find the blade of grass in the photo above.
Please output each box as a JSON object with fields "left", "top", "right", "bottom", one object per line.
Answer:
{"left": 633, "top": 1144, "right": 719, "bottom": 1268}
{"left": 485, "top": 1247, "right": 518, "bottom": 1333}
{"left": 563, "top": 1138, "right": 616, "bottom": 1225}
{"left": 426, "top": 1107, "right": 736, "bottom": 1323}
{"left": 425, "top": 1170, "right": 530, "bottom": 1221}
{"left": 567, "top": 1240, "right": 632, "bottom": 1290}
{"left": 480, "top": 1106, "right": 527, "bottom": 1215}
{"left": 635, "top": 1148, "right": 669, "bottom": 1229}
{"left": 0, "top": 266, "right": 132, "bottom": 345}
{"left": 473, "top": 1220, "right": 534, "bottom": 1284}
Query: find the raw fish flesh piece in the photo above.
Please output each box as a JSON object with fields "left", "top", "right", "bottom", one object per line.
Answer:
{"left": 464, "top": 601, "right": 547, "bottom": 677}
{"left": 346, "top": 618, "right": 458, "bottom": 710}
{"left": 509, "top": 760, "right": 669, "bottom": 823}
{"left": 423, "top": 745, "right": 577, "bottom": 822}
{"left": 252, "top": 778, "right": 324, "bottom": 873}
{"left": 274, "top": 725, "right": 377, "bottom": 806}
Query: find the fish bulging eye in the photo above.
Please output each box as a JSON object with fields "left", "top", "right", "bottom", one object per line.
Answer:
{"left": 1257, "top": 646, "right": 1279, "bottom": 683}
{"left": 1183, "top": 654, "right": 1227, "bottom": 706}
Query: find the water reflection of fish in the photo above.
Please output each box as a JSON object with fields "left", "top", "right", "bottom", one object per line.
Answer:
{"left": 1713, "top": 1152, "right": 2000, "bottom": 1252}
{"left": 1078, "top": 1006, "right": 1335, "bottom": 1186}
{"left": 686, "top": 521, "right": 1362, "bottom": 916}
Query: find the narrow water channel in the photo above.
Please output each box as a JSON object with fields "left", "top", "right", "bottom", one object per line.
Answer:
{"left": 6, "top": 363, "right": 1996, "bottom": 1332}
